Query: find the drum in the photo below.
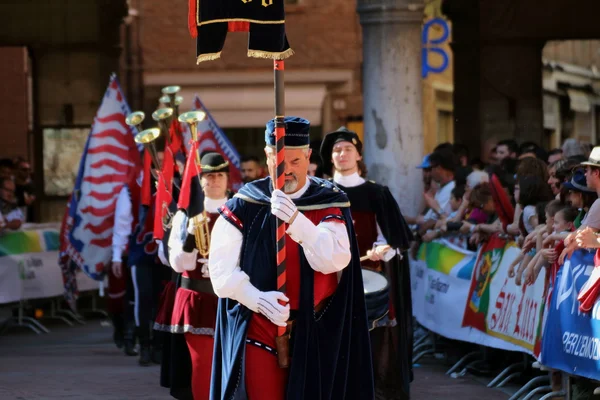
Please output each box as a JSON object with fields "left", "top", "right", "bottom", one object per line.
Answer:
{"left": 362, "top": 269, "right": 390, "bottom": 329}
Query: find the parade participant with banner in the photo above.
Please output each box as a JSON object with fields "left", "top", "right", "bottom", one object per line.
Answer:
{"left": 154, "top": 167, "right": 193, "bottom": 399}
{"left": 59, "top": 75, "right": 142, "bottom": 353}
{"left": 208, "top": 117, "right": 374, "bottom": 400}
{"left": 126, "top": 140, "right": 172, "bottom": 366}
{"left": 167, "top": 152, "right": 231, "bottom": 400}
{"left": 320, "top": 127, "right": 414, "bottom": 400}
{"left": 111, "top": 184, "right": 137, "bottom": 356}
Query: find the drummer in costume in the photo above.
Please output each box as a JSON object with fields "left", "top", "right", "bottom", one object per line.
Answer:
{"left": 167, "top": 152, "right": 231, "bottom": 400}
{"left": 209, "top": 117, "right": 374, "bottom": 400}
{"left": 320, "top": 127, "right": 414, "bottom": 400}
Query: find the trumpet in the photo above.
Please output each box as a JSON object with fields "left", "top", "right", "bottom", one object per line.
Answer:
{"left": 134, "top": 128, "right": 162, "bottom": 171}
{"left": 125, "top": 111, "right": 145, "bottom": 132}
{"left": 178, "top": 111, "right": 209, "bottom": 257}
{"left": 152, "top": 107, "right": 174, "bottom": 145}
{"left": 159, "top": 95, "right": 183, "bottom": 109}
{"left": 162, "top": 85, "right": 181, "bottom": 117}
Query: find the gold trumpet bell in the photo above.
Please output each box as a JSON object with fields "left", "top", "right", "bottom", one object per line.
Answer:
{"left": 135, "top": 128, "right": 162, "bottom": 171}
{"left": 161, "top": 86, "right": 181, "bottom": 96}
{"left": 178, "top": 110, "right": 206, "bottom": 125}
{"left": 153, "top": 107, "right": 174, "bottom": 144}
{"left": 125, "top": 111, "right": 145, "bottom": 132}
{"left": 152, "top": 107, "right": 174, "bottom": 122}
{"left": 134, "top": 128, "right": 160, "bottom": 144}
{"left": 159, "top": 95, "right": 171, "bottom": 106}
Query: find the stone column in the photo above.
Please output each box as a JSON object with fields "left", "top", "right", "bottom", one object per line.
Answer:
{"left": 357, "top": 0, "right": 425, "bottom": 217}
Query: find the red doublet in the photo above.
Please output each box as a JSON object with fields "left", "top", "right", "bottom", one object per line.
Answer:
{"left": 168, "top": 211, "right": 220, "bottom": 400}
{"left": 245, "top": 207, "right": 344, "bottom": 400}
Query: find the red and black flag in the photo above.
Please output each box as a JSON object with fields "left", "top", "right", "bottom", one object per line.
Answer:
{"left": 188, "top": 0, "right": 293, "bottom": 63}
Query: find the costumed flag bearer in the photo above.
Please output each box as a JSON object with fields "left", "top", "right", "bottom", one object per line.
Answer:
{"left": 208, "top": 117, "right": 374, "bottom": 400}
{"left": 168, "top": 152, "right": 232, "bottom": 400}
{"left": 320, "top": 128, "right": 414, "bottom": 400}
{"left": 127, "top": 146, "right": 172, "bottom": 366}
{"left": 153, "top": 158, "right": 195, "bottom": 400}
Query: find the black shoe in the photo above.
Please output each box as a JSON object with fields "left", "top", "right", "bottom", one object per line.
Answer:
{"left": 139, "top": 347, "right": 152, "bottom": 366}
{"left": 111, "top": 314, "right": 125, "bottom": 349}
{"left": 124, "top": 341, "right": 138, "bottom": 357}
{"left": 113, "top": 332, "right": 125, "bottom": 349}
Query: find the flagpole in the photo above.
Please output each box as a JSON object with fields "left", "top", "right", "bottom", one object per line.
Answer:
{"left": 273, "top": 59, "right": 289, "bottom": 369}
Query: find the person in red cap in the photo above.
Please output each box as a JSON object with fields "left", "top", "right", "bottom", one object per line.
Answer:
{"left": 320, "top": 127, "right": 413, "bottom": 400}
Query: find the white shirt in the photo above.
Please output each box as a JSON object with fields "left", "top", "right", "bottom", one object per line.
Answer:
{"left": 1, "top": 208, "right": 24, "bottom": 223}
{"left": 168, "top": 196, "right": 228, "bottom": 273}
{"left": 205, "top": 197, "right": 228, "bottom": 214}
{"left": 208, "top": 178, "right": 351, "bottom": 300}
{"left": 112, "top": 186, "right": 133, "bottom": 262}
{"left": 424, "top": 180, "right": 456, "bottom": 221}
{"left": 522, "top": 205, "right": 537, "bottom": 234}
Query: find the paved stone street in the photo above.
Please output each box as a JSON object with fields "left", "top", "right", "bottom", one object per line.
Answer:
{"left": 0, "top": 320, "right": 510, "bottom": 399}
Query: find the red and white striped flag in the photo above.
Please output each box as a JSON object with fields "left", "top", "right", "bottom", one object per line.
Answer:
{"left": 60, "top": 75, "right": 141, "bottom": 280}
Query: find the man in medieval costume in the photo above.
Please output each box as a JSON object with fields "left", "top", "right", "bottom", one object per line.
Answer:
{"left": 208, "top": 117, "right": 374, "bottom": 400}
{"left": 321, "top": 127, "right": 414, "bottom": 400}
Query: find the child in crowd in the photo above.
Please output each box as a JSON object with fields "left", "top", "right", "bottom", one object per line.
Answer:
{"left": 522, "top": 206, "right": 578, "bottom": 285}
{"left": 508, "top": 200, "right": 562, "bottom": 282}
{"left": 458, "top": 183, "right": 499, "bottom": 248}
{"left": 423, "top": 185, "right": 466, "bottom": 242}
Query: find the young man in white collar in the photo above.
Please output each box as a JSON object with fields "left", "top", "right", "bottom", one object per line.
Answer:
{"left": 320, "top": 127, "right": 414, "bottom": 400}
{"left": 167, "top": 151, "right": 231, "bottom": 400}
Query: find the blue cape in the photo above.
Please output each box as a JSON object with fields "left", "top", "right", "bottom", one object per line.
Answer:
{"left": 210, "top": 177, "right": 374, "bottom": 400}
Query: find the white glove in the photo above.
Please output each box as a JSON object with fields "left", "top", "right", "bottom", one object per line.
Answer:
{"left": 187, "top": 215, "right": 196, "bottom": 235}
{"left": 156, "top": 240, "right": 170, "bottom": 267}
{"left": 198, "top": 258, "right": 209, "bottom": 278}
{"left": 235, "top": 281, "right": 290, "bottom": 327}
{"left": 171, "top": 210, "right": 187, "bottom": 241}
{"left": 271, "top": 189, "right": 298, "bottom": 224}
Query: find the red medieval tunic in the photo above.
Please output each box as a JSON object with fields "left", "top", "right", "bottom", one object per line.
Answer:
{"left": 169, "top": 211, "right": 220, "bottom": 334}
{"left": 220, "top": 205, "right": 346, "bottom": 400}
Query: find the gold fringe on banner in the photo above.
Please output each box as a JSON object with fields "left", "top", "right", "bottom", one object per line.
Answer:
{"left": 247, "top": 48, "right": 294, "bottom": 60}
{"left": 197, "top": 52, "right": 222, "bottom": 64}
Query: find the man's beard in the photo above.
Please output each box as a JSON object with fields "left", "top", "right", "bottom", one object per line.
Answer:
{"left": 283, "top": 173, "right": 298, "bottom": 193}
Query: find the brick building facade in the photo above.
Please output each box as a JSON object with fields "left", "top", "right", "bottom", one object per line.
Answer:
{"left": 128, "top": 0, "right": 364, "bottom": 158}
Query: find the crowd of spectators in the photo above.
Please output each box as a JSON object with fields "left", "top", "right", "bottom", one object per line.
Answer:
{"left": 407, "top": 137, "right": 600, "bottom": 397}
{"left": 0, "top": 157, "right": 36, "bottom": 231}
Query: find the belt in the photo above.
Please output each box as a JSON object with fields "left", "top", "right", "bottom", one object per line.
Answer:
{"left": 181, "top": 276, "right": 215, "bottom": 295}
{"left": 288, "top": 296, "right": 331, "bottom": 321}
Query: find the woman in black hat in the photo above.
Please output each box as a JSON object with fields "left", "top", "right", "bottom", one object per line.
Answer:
{"left": 168, "top": 151, "right": 231, "bottom": 400}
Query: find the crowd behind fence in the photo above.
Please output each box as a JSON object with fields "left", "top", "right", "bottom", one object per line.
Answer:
{"left": 408, "top": 138, "right": 600, "bottom": 399}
